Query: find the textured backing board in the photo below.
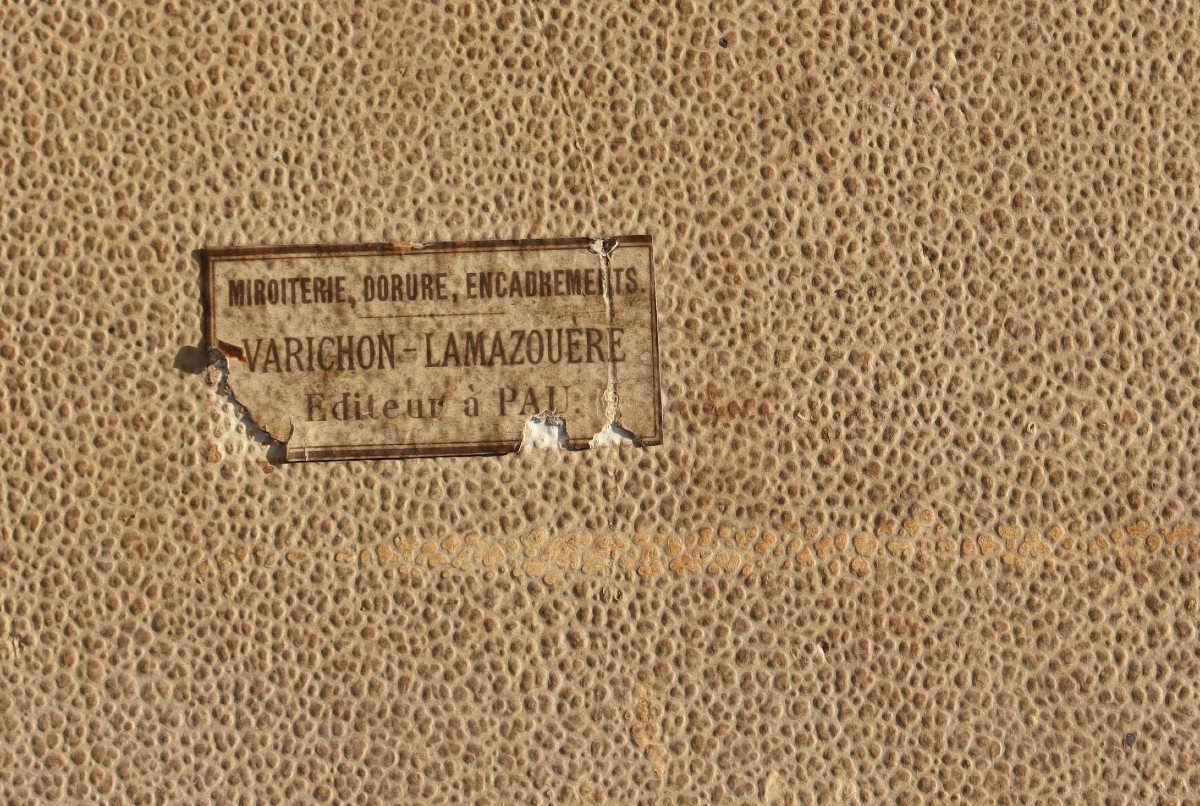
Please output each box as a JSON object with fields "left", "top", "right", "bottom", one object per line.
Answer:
{"left": 3, "top": 1, "right": 1200, "bottom": 803}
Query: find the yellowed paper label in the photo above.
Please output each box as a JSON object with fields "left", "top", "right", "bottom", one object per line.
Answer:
{"left": 200, "top": 236, "right": 662, "bottom": 461}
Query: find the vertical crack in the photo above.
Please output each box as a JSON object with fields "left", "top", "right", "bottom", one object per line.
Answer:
{"left": 591, "top": 237, "right": 622, "bottom": 427}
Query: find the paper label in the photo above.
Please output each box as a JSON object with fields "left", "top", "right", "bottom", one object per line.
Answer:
{"left": 201, "top": 236, "right": 662, "bottom": 461}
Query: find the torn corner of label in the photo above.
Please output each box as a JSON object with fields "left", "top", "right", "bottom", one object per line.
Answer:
{"left": 590, "top": 421, "right": 640, "bottom": 448}
{"left": 267, "top": 416, "right": 295, "bottom": 446}
{"left": 238, "top": 401, "right": 294, "bottom": 451}
{"left": 212, "top": 355, "right": 294, "bottom": 450}
{"left": 233, "top": 390, "right": 294, "bottom": 448}
{"left": 521, "top": 412, "right": 569, "bottom": 451}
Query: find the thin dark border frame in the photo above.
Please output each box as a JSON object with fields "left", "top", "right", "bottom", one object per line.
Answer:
{"left": 197, "top": 234, "right": 662, "bottom": 462}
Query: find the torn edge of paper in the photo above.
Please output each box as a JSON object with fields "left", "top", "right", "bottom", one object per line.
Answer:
{"left": 209, "top": 345, "right": 291, "bottom": 461}
{"left": 520, "top": 414, "right": 640, "bottom": 452}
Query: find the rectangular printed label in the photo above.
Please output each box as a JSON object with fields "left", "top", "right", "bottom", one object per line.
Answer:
{"left": 200, "top": 236, "right": 662, "bottom": 461}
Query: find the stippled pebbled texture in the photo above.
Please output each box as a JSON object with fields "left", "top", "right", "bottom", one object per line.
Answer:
{"left": 2, "top": 0, "right": 1200, "bottom": 801}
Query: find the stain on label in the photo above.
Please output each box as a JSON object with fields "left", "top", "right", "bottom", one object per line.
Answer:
{"left": 200, "top": 236, "right": 662, "bottom": 461}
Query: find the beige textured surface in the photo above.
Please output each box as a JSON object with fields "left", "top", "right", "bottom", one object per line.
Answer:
{"left": 3, "top": 0, "right": 1200, "bottom": 801}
